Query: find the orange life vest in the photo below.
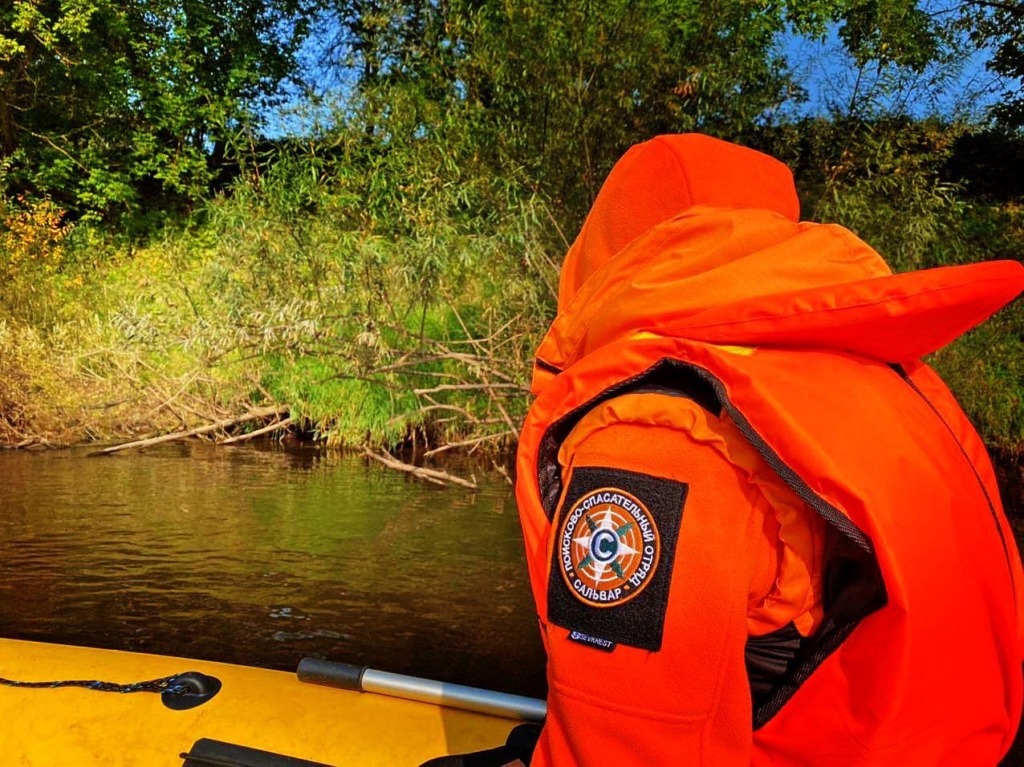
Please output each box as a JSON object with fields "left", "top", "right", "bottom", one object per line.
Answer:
{"left": 515, "top": 134, "right": 1024, "bottom": 765}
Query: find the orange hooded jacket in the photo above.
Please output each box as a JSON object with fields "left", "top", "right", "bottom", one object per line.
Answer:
{"left": 515, "top": 134, "right": 1024, "bottom": 765}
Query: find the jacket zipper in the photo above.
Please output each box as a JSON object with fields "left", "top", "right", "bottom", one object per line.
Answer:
{"left": 892, "top": 365, "right": 1016, "bottom": 592}
{"left": 686, "top": 364, "right": 875, "bottom": 554}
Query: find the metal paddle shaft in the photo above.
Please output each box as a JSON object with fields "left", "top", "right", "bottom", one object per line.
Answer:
{"left": 296, "top": 658, "right": 547, "bottom": 722}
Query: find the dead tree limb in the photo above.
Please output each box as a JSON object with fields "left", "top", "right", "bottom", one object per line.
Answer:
{"left": 218, "top": 417, "right": 294, "bottom": 445}
{"left": 91, "top": 406, "right": 289, "bottom": 455}
{"left": 491, "top": 460, "right": 513, "bottom": 486}
{"left": 364, "top": 449, "right": 478, "bottom": 490}
{"left": 422, "top": 431, "right": 514, "bottom": 458}
{"left": 389, "top": 402, "right": 482, "bottom": 426}
{"left": 412, "top": 383, "right": 524, "bottom": 395}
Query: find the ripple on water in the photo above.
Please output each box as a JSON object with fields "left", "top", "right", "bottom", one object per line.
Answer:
{"left": 0, "top": 444, "right": 547, "bottom": 698}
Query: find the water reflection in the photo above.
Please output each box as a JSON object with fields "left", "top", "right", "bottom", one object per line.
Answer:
{"left": 0, "top": 442, "right": 547, "bottom": 699}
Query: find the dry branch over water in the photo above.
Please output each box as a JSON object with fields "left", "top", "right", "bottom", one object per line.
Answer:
{"left": 92, "top": 406, "right": 291, "bottom": 455}
{"left": 363, "top": 449, "right": 479, "bottom": 489}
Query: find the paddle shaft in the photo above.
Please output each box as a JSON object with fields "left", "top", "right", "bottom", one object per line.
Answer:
{"left": 297, "top": 658, "right": 547, "bottom": 722}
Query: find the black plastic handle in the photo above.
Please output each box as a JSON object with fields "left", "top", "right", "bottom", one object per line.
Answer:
{"left": 296, "top": 658, "right": 366, "bottom": 691}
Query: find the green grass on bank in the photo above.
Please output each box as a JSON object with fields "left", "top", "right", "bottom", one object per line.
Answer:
{"left": 0, "top": 141, "right": 556, "bottom": 447}
{"left": 0, "top": 131, "right": 1022, "bottom": 454}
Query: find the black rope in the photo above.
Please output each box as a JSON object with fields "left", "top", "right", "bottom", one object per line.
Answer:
{"left": 0, "top": 674, "right": 192, "bottom": 695}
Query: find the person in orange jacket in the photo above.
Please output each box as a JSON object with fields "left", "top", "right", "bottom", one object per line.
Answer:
{"left": 514, "top": 134, "right": 1024, "bottom": 765}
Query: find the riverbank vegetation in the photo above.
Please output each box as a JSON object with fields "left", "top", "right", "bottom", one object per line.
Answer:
{"left": 1, "top": 1, "right": 1022, "bottom": 470}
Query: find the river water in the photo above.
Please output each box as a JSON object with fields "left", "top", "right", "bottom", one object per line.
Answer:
{"left": 0, "top": 442, "right": 547, "bottom": 699}
{"left": 1, "top": 441, "right": 1022, "bottom": 762}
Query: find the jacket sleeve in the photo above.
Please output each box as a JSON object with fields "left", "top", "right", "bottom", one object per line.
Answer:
{"left": 529, "top": 392, "right": 822, "bottom": 767}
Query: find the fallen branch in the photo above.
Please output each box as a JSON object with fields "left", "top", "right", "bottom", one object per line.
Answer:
{"left": 144, "top": 374, "right": 199, "bottom": 423}
{"left": 491, "top": 460, "right": 513, "bottom": 486}
{"left": 91, "top": 406, "right": 289, "bottom": 455}
{"left": 14, "top": 437, "right": 57, "bottom": 450}
{"left": 422, "top": 431, "right": 514, "bottom": 458}
{"left": 218, "top": 417, "right": 294, "bottom": 445}
{"left": 364, "top": 449, "right": 478, "bottom": 490}
{"left": 389, "top": 402, "right": 482, "bottom": 426}
{"left": 412, "top": 383, "right": 524, "bottom": 395}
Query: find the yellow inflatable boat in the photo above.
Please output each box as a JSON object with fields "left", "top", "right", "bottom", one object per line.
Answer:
{"left": 0, "top": 638, "right": 545, "bottom": 766}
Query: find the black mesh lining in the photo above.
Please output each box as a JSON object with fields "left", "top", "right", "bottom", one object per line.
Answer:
{"left": 746, "top": 623, "right": 803, "bottom": 703}
{"left": 534, "top": 357, "right": 887, "bottom": 728}
{"left": 751, "top": 528, "right": 886, "bottom": 727}
{"left": 534, "top": 358, "right": 563, "bottom": 376}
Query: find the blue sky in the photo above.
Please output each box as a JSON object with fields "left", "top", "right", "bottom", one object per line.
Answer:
{"left": 263, "top": 9, "right": 1012, "bottom": 138}
{"left": 782, "top": 24, "right": 1006, "bottom": 122}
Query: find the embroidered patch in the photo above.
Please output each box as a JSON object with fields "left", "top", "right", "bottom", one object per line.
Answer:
{"left": 557, "top": 487, "right": 660, "bottom": 607}
{"left": 548, "top": 467, "right": 687, "bottom": 652}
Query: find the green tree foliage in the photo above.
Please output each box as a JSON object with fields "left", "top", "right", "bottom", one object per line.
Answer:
{"left": 0, "top": 0, "right": 311, "bottom": 221}
{"left": 963, "top": 0, "right": 1024, "bottom": 129}
{"left": 1, "top": 0, "right": 1021, "bottom": 456}
{"left": 836, "top": 0, "right": 947, "bottom": 70}
{"left": 772, "top": 117, "right": 970, "bottom": 270}
{"left": 321, "top": 0, "right": 955, "bottom": 228}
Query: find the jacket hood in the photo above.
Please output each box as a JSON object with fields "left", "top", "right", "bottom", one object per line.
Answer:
{"left": 535, "top": 135, "right": 1024, "bottom": 392}
{"left": 558, "top": 134, "right": 801, "bottom": 309}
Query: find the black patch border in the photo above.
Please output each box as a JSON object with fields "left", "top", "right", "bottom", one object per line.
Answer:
{"left": 548, "top": 466, "right": 687, "bottom": 652}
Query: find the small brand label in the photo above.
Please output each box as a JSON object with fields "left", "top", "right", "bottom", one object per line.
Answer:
{"left": 568, "top": 630, "right": 617, "bottom": 652}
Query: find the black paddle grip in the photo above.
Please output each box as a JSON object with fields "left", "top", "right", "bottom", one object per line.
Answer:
{"left": 296, "top": 658, "right": 366, "bottom": 691}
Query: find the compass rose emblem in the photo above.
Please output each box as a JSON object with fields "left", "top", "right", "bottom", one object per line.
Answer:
{"left": 557, "top": 487, "right": 661, "bottom": 608}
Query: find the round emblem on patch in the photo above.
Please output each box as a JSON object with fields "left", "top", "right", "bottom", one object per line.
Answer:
{"left": 558, "top": 486, "right": 660, "bottom": 608}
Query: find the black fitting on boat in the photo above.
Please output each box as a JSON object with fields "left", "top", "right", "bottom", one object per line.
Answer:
{"left": 296, "top": 658, "right": 365, "bottom": 692}
{"left": 163, "top": 671, "right": 222, "bottom": 710}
